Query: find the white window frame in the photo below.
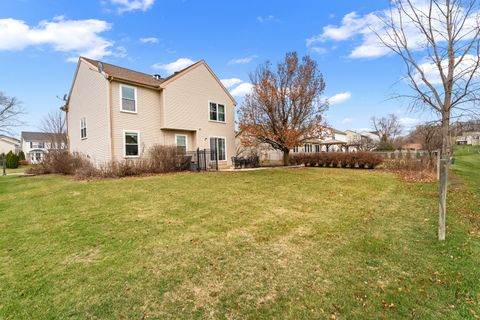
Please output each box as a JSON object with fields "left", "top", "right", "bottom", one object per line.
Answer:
{"left": 175, "top": 134, "right": 188, "bottom": 151}
{"left": 123, "top": 130, "right": 140, "bottom": 158}
{"left": 209, "top": 136, "right": 227, "bottom": 161}
{"left": 120, "top": 84, "right": 138, "bottom": 114}
{"left": 80, "top": 116, "right": 87, "bottom": 140}
{"left": 208, "top": 101, "right": 226, "bottom": 123}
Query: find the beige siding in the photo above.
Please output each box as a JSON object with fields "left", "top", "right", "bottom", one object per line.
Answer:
{"left": 110, "top": 81, "right": 165, "bottom": 160}
{"left": 0, "top": 138, "right": 19, "bottom": 154}
{"left": 67, "top": 60, "right": 110, "bottom": 164}
{"left": 163, "top": 64, "right": 236, "bottom": 165}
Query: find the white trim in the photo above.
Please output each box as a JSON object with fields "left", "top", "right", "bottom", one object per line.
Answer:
{"left": 208, "top": 136, "right": 227, "bottom": 161}
{"left": 122, "top": 129, "right": 140, "bottom": 158}
{"left": 208, "top": 101, "right": 226, "bottom": 123}
{"left": 119, "top": 84, "right": 138, "bottom": 114}
{"left": 175, "top": 134, "right": 188, "bottom": 150}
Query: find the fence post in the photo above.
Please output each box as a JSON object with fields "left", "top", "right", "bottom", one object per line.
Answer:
{"left": 438, "top": 159, "right": 448, "bottom": 241}
{"left": 215, "top": 148, "right": 219, "bottom": 171}
{"left": 2, "top": 157, "right": 6, "bottom": 176}
{"left": 196, "top": 148, "right": 200, "bottom": 172}
{"left": 203, "top": 149, "right": 207, "bottom": 171}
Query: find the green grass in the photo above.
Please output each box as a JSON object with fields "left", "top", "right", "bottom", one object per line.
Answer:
{"left": 3, "top": 165, "right": 30, "bottom": 175}
{"left": 0, "top": 164, "right": 479, "bottom": 319}
{"left": 452, "top": 145, "right": 480, "bottom": 192}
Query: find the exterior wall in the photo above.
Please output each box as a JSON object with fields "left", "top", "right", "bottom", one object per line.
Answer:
{"left": 0, "top": 138, "right": 19, "bottom": 155}
{"left": 110, "top": 81, "right": 165, "bottom": 160}
{"left": 162, "top": 64, "right": 236, "bottom": 165}
{"left": 67, "top": 60, "right": 110, "bottom": 165}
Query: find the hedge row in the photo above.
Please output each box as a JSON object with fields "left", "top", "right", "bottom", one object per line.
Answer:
{"left": 290, "top": 152, "right": 383, "bottom": 169}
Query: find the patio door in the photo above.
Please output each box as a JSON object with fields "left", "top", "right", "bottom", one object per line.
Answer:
{"left": 209, "top": 137, "right": 226, "bottom": 161}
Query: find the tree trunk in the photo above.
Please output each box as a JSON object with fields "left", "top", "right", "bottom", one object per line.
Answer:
{"left": 283, "top": 150, "right": 290, "bottom": 166}
{"left": 438, "top": 112, "right": 450, "bottom": 241}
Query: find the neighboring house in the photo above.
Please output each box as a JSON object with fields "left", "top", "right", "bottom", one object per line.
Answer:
{"left": 236, "top": 127, "right": 351, "bottom": 165}
{"left": 359, "top": 131, "right": 381, "bottom": 143}
{"left": 66, "top": 57, "right": 237, "bottom": 167}
{"left": 402, "top": 143, "right": 423, "bottom": 151}
{"left": 21, "top": 131, "right": 66, "bottom": 164}
{"left": 456, "top": 131, "right": 480, "bottom": 146}
{"left": 0, "top": 135, "right": 20, "bottom": 155}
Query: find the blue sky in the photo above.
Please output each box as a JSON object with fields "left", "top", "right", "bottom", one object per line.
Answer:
{"left": 0, "top": 0, "right": 431, "bottom": 137}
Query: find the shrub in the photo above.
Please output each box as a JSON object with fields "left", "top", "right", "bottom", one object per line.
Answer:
{"left": 5, "top": 151, "right": 19, "bottom": 169}
{"left": 18, "top": 151, "right": 26, "bottom": 161}
{"left": 149, "top": 145, "right": 185, "bottom": 173}
{"left": 26, "top": 151, "right": 91, "bottom": 175}
{"left": 19, "top": 160, "right": 29, "bottom": 166}
{"left": 290, "top": 152, "right": 383, "bottom": 169}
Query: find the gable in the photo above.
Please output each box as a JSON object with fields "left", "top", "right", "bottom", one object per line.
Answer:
{"left": 161, "top": 61, "right": 236, "bottom": 106}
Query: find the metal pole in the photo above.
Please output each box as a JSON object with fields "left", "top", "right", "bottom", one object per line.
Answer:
{"left": 203, "top": 149, "right": 207, "bottom": 171}
{"left": 215, "top": 147, "right": 218, "bottom": 171}
{"left": 196, "top": 148, "right": 200, "bottom": 172}
{"left": 2, "top": 157, "right": 6, "bottom": 176}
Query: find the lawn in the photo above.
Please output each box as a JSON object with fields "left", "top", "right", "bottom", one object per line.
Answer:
{"left": 0, "top": 157, "right": 479, "bottom": 319}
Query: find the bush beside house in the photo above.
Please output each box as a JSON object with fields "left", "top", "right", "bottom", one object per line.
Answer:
{"left": 27, "top": 145, "right": 187, "bottom": 179}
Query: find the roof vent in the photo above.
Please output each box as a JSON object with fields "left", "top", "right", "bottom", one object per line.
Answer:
{"left": 153, "top": 74, "right": 162, "bottom": 80}
{"left": 97, "top": 62, "right": 104, "bottom": 73}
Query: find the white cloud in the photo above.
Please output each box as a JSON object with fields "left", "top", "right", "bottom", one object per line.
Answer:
{"left": 151, "top": 58, "right": 195, "bottom": 74}
{"left": 139, "top": 37, "right": 158, "bottom": 43}
{"left": 257, "top": 15, "right": 278, "bottom": 23}
{"left": 341, "top": 117, "right": 354, "bottom": 124}
{"left": 221, "top": 78, "right": 243, "bottom": 89}
{"left": 413, "top": 54, "right": 480, "bottom": 86}
{"left": 230, "top": 82, "right": 253, "bottom": 97}
{"left": 328, "top": 91, "right": 352, "bottom": 105}
{"left": 399, "top": 117, "right": 420, "bottom": 128}
{"left": 228, "top": 55, "right": 257, "bottom": 65}
{"left": 311, "top": 47, "right": 328, "bottom": 55}
{"left": 109, "top": 0, "right": 155, "bottom": 13}
{"left": 307, "top": 1, "right": 480, "bottom": 59}
{"left": 0, "top": 17, "right": 115, "bottom": 61}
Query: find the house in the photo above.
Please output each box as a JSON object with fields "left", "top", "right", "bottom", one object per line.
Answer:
{"left": 402, "top": 142, "right": 423, "bottom": 151}
{"left": 65, "top": 57, "right": 237, "bottom": 167}
{"left": 359, "top": 130, "right": 381, "bottom": 143}
{"left": 21, "top": 131, "right": 66, "bottom": 164}
{"left": 236, "top": 127, "right": 350, "bottom": 165}
{"left": 345, "top": 130, "right": 378, "bottom": 151}
{"left": 0, "top": 135, "right": 20, "bottom": 155}
{"left": 456, "top": 131, "right": 480, "bottom": 146}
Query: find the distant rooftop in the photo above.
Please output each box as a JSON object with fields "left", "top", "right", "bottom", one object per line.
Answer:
{"left": 21, "top": 131, "right": 66, "bottom": 142}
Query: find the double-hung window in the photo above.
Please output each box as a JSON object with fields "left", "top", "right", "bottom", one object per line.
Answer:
{"left": 124, "top": 131, "right": 139, "bottom": 157}
{"left": 175, "top": 134, "right": 187, "bottom": 153}
{"left": 315, "top": 144, "right": 320, "bottom": 153}
{"left": 80, "top": 117, "right": 87, "bottom": 139}
{"left": 209, "top": 102, "right": 225, "bottom": 122}
{"left": 304, "top": 144, "right": 312, "bottom": 153}
{"left": 210, "top": 137, "right": 226, "bottom": 161}
{"left": 293, "top": 146, "right": 299, "bottom": 153}
{"left": 121, "top": 85, "right": 137, "bottom": 112}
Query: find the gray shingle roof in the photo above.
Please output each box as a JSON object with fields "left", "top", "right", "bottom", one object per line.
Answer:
{"left": 21, "top": 131, "right": 66, "bottom": 142}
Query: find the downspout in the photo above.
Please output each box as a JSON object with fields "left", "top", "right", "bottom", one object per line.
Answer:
{"left": 108, "top": 77, "right": 114, "bottom": 162}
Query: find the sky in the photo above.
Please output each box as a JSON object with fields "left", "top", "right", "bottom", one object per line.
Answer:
{"left": 0, "top": 0, "right": 437, "bottom": 138}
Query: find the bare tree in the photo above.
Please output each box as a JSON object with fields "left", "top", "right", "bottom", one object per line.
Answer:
{"left": 371, "top": 113, "right": 403, "bottom": 143}
{"left": 410, "top": 123, "right": 443, "bottom": 158}
{"left": 238, "top": 52, "right": 328, "bottom": 165}
{"left": 378, "top": 0, "right": 480, "bottom": 240}
{"left": 39, "top": 110, "right": 67, "bottom": 150}
{"left": 0, "top": 91, "right": 24, "bottom": 134}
